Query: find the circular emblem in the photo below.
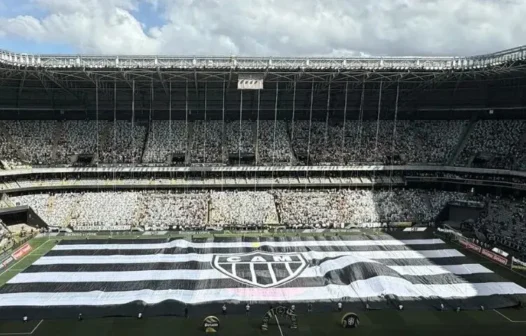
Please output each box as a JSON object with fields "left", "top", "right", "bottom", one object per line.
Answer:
{"left": 203, "top": 315, "right": 220, "bottom": 333}
{"left": 341, "top": 312, "right": 359, "bottom": 328}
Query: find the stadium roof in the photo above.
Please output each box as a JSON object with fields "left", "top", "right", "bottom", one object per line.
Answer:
{"left": 1, "top": 45, "right": 526, "bottom": 115}
{"left": 2, "top": 45, "right": 526, "bottom": 71}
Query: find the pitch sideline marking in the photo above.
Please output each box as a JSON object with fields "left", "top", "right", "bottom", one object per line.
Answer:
{"left": 493, "top": 309, "right": 526, "bottom": 323}
{"left": 0, "top": 319, "right": 44, "bottom": 335}
{"left": 28, "top": 320, "right": 44, "bottom": 335}
{"left": 274, "top": 314, "right": 284, "bottom": 336}
{"left": 0, "top": 240, "right": 54, "bottom": 278}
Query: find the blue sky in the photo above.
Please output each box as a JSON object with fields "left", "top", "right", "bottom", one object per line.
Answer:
{"left": 0, "top": 0, "right": 162, "bottom": 54}
{"left": 0, "top": 0, "right": 69, "bottom": 53}
{"left": 0, "top": 0, "right": 524, "bottom": 56}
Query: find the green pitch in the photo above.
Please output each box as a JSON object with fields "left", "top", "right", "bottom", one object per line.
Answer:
{"left": 0, "top": 238, "right": 56, "bottom": 286}
{"left": 0, "top": 233, "right": 525, "bottom": 336}
{"left": 0, "top": 309, "right": 525, "bottom": 336}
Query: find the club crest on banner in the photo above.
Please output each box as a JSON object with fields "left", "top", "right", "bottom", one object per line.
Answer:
{"left": 212, "top": 251, "right": 308, "bottom": 288}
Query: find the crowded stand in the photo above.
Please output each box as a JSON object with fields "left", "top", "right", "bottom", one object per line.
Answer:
{"left": 0, "top": 221, "right": 11, "bottom": 252}
{"left": 289, "top": 120, "right": 465, "bottom": 165}
{"left": 0, "top": 116, "right": 525, "bottom": 256}
{"left": 290, "top": 121, "right": 333, "bottom": 164}
{"left": 12, "top": 193, "right": 80, "bottom": 227}
{"left": 5, "top": 186, "right": 526, "bottom": 258}
{"left": 257, "top": 121, "right": 294, "bottom": 164}
{"left": 274, "top": 190, "right": 344, "bottom": 226}
{"left": 2, "top": 121, "right": 57, "bottom": 165}
{"left": 0, "top": 119, "right": 526, "bottom": 168}
{"left": 69, "top": 192, "right": 139, "bottom": 228}
{"left": 7, "top": 189, "right": 486, "bottom": 229}
{"left": 143, "top": 121, "right": 188, "bottom": 163}
{"left": 99, "top": 121, "right": 147, "bottom": 163}
{"left": 190, "top": 121, "right": 224, "bottom": 164}
{"left": 339, "top": 120, "right": 467, "bottom": 164}
{"left": 0, "top": 148, "right": 22, "bottom": 169}
{"left": 457, "top": 120, "right": 526, "bottom": 169}
{"left": 274, "top": 189, "right": 480, "bottom": 226}
{"left": 56, "top": 120, "right": 100, "bottom": 163}
{"left": 209, "top": 191, "right": 279, "bottom": 225}
{"left": 475, "top": 196, "right": 526, "bottom": 257}
{"left": 386, "top": 120, "right": 467, "bottom": 164}
{"left": 137, "top": 191, "right": 208, "bottom": 228}
{"left": 0, "top": 128, "right": 24, "bottom": 168}
{"left": 225, "top": 121, "right": 255, "bottom": 157}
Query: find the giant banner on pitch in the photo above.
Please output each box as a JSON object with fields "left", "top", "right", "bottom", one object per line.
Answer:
{"left": 0, "top": 235, "right": 525, "bottom": 319}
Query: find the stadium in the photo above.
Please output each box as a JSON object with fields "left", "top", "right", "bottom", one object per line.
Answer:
{"left": 0, "top": 44, "right": 526, "bottom": 336}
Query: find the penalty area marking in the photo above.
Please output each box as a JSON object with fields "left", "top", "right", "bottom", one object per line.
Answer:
{"left": 493, "top": 309, "right": 526, "bottom": 323}
{"left": 0, "top": 320, "right": 44, "bottom": 335}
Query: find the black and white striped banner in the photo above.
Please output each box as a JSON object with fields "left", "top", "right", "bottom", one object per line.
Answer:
{"left": 0, "top": 236, "right": 524, "bottom": 315}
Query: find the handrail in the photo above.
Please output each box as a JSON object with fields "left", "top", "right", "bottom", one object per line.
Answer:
{"left": 0, "top": 164, "right": 525, "bottom": 177}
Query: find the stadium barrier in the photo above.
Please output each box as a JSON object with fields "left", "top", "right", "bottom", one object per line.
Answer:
{"left": 74, "top": 225, "right": 132, "bottom": 231}
{"left": 391, "top": 222, "right": 413, "bottom": 228}
{"left": 345, "top": 222, "right": 415, "bottom": 229}
{"left": 459, "top": 239, "right": 482, "bottom": 254}
{"left": 11, "top": 243, "right": 32, "bottom": 260}
{"left": 438, "top": 227, "right": 510, "bottom": 267}
{"left": 43, "top": 226, "right": 430, "bottom": 239}
{"left": 512, "top": 257, "right": 526, "bottom": 271}
{"left": 0, "top": 254, "right": 13, "bottom": 270}
{"left": 458, "top": 236, "right": 509, "bottom": 266}
{"left": 480, "top": 248, "right": 509, "bottom": 266}
{"left": 0, "top": 241, "right": 32, "bottom": 270}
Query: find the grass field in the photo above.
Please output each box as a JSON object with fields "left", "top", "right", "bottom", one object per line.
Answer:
{"left": 0, "top": 233, "right": 525, "bottom": 336}
{"left": 0, "top": 238, "right": 56, "bottom": 286}
{"left": 0, "top": 308, "right": 525, "bottom": 336}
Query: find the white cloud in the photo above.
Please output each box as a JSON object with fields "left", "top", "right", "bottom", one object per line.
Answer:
{"left": 0, "top": 0, "right": 524, "bottom": 56}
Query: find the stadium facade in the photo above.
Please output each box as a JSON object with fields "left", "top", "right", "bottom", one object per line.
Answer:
{"left": 1, "top": 47, "right": 526, "bottom": 320}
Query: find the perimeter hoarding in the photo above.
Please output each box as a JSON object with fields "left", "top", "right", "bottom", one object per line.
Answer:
{"left": 460, "top": 239, "right": 508, "bottom": 266}
{"left": 0, "top": 243, "right": 32, "bottom": 270}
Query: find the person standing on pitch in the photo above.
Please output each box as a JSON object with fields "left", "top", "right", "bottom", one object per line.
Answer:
{"left": 307, "top": 303, "right": 313, "bottom": 313}
{"left": 222, "top": 304, "right": 227, "bottom": 316}
{"left": 246, "top": 303, "right": 250, "bottom": 316}
{"left": 184, "top": 306, "right": 188, "bottom": 318}
{"left": 337, "top": 302, "right": 342, "bottom": 312}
